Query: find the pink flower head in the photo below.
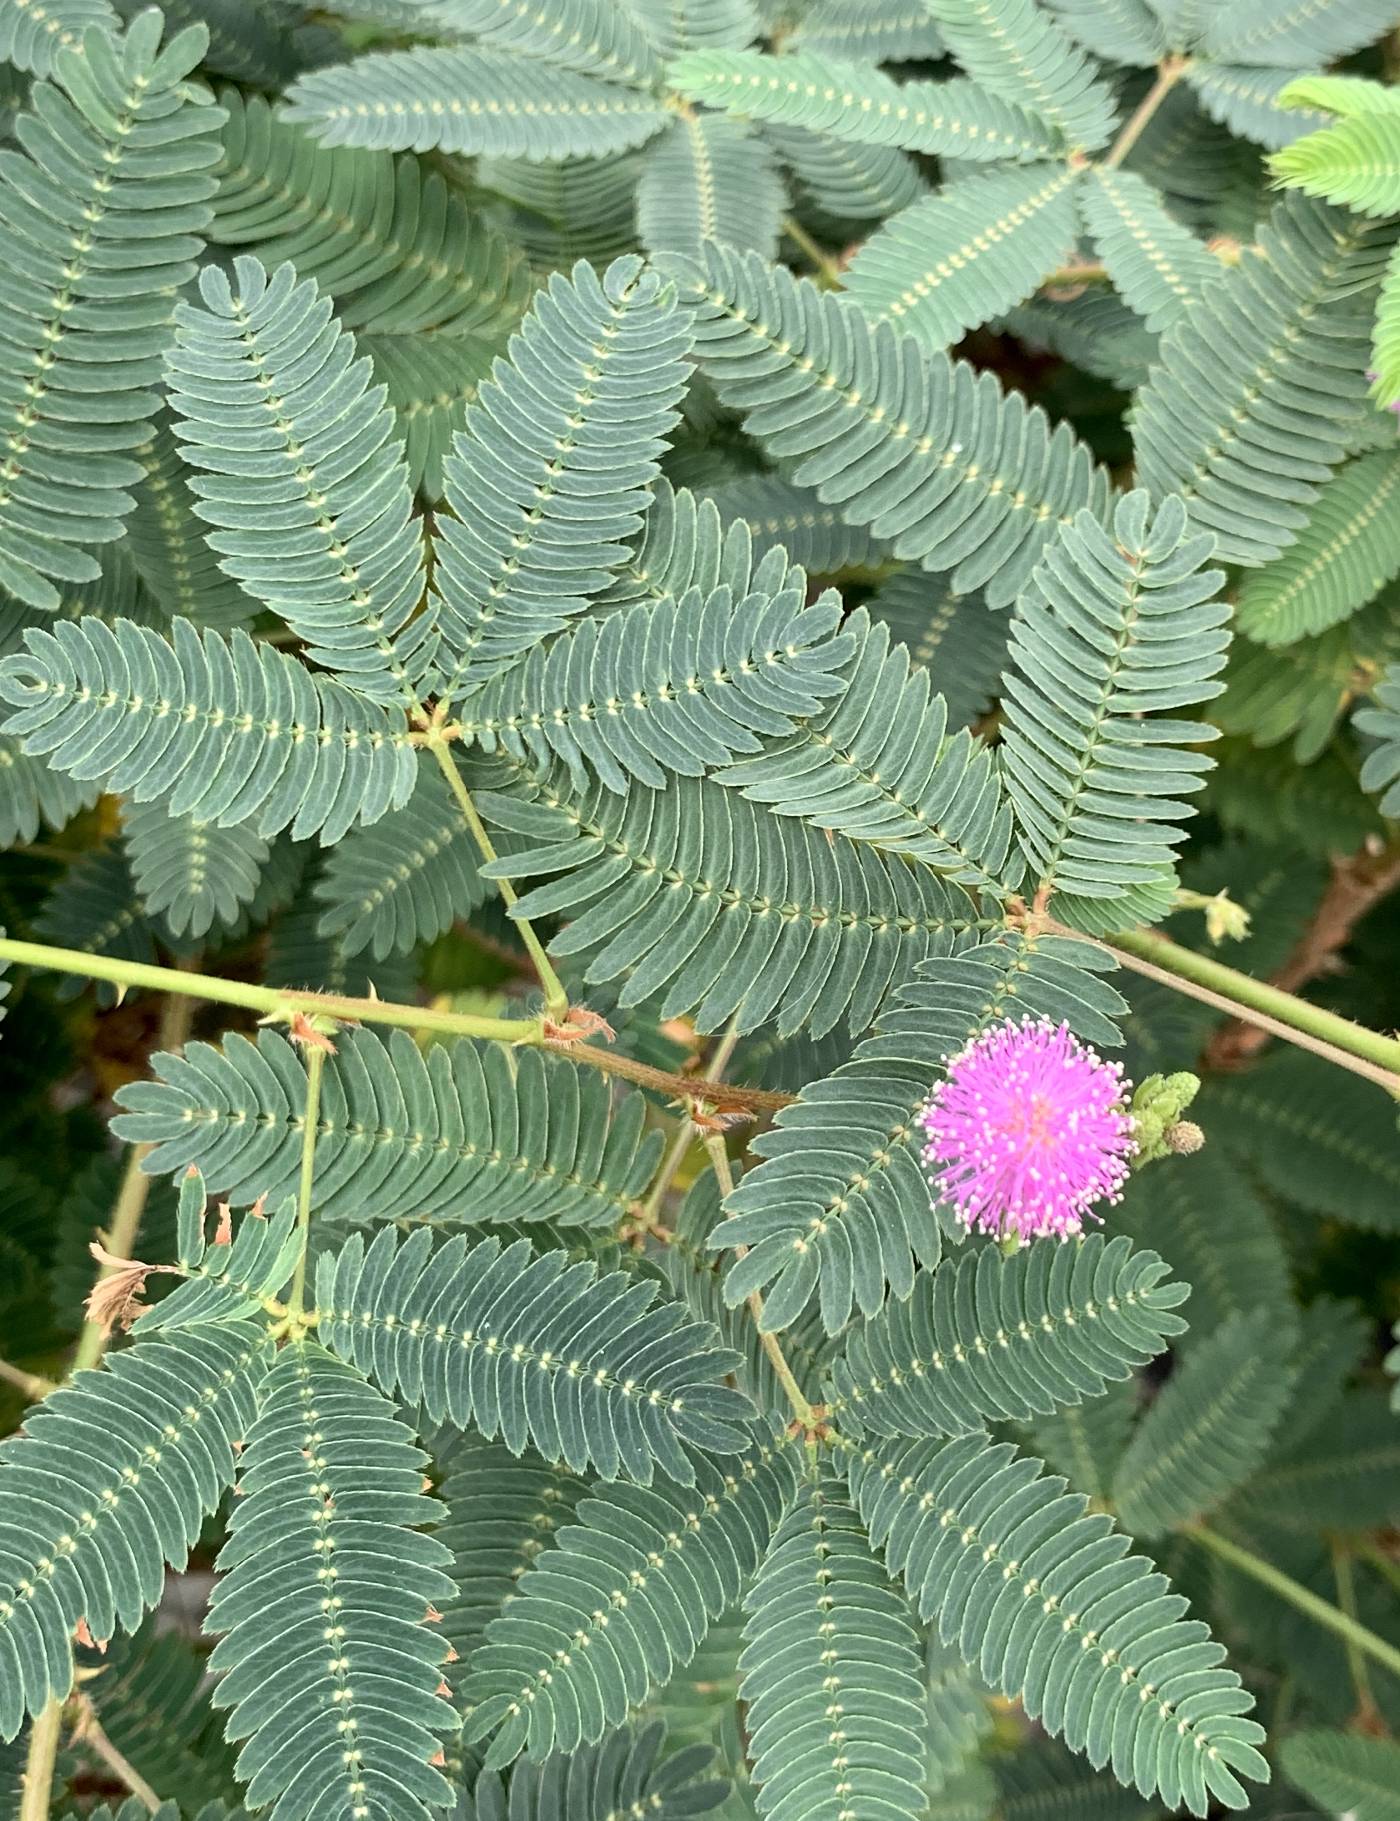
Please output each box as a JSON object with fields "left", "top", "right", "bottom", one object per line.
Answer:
{"left": 920, "top": 1017, "right": 1135, "bottom": 1241}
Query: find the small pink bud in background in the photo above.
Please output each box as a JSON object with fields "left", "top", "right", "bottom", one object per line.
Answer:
{"left": 920, "top": 1017, "right": 1135, "bottom": 1242}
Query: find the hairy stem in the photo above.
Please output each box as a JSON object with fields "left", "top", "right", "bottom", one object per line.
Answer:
{"left": 289, "top": 1044, "right": 327, "bottom": 1320}
{"left": 1090, "top": 923, "right": 1400, "bottom": 1093}
{"left": 546, "top": 1037, "right": 796, "bottom": 1114}
{"left": 1192, "top": 1525, "right": 1400, "bottom": 1684}
{"left": 0, "top": 935, "right": 545, "bottom": 1048}
{"left": 705, "top": 1133, "right": 818, "bottom": 1432}
{"left": 19, "top": 1699, "right": 62, "bottom": 1821}
{"left": 1103, "top": 56, "right": 1187, "bottom": 168}
{"left": 427, "top": 737, "right": 570, "bottom": 1019}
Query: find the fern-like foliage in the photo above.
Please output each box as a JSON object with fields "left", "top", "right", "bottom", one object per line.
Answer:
{"left": 670, "top": 245, "right": 1112, "bottom": 608}
{"left": 35, "top": 843, "right": 155, "bottom": 998}
{"left": 842, "top": 164, "right": 1082, "bottom": 350}
{"left": 669, "top": 50, "right": 1066, "bottom": 163}
{"left": 207, "top": 1342, "right": 456, "bottom": 1820}
{"left": 123, "top": 798, "right": 270, "bottom": 941}
{"left": 791, "top": 0, "right": 945, "bottom": 61}
{"left": 1185, "top": 63, "right": 1331, "bottom": 153}
{"left": 712, "top": 934, "right": 1127, "bottom": 1332}
{"left": 1134, "top": 193, "right": 1396, "bottom": 565}
{"left": 0, "top": 733, "right": 98, "bottom": 846}
{"left": 0, "top": 0, "right": 115, "bottom": 74}
{"left": 461, "top": 1721, "right": 729, "bottom": 1820}
{"left": 315, "top": 1225, "right": 754, "bottom": 1482}
{"left": 1045, "top": 0, "right": 1165, "bottom": 63}
{"left": 124, "top": 421, "right": 257, "bottom": 632}
{"left": 283, "top": 45, "right": 668, "bottom": 159}
{"left": 1235, "top": 451, "right": 1400, "bottom": 645}
{"left": 436, "top": 0, "right": 661, "bottom": 84}
{"left": 461, "top": 1429, "right": 797, "bottom": 1762}
{"left": 862, "top": 570, "right": 1009, "bottom": 730}
{"left": 0, "top": 12, "right": 224, "bottom": 608}
{"left": 1203, "top": 0, "right": 1400, "bottom": 68}
{"left": 1357, "top": 661, "right": 1400, "bottom": 814}
{"left": 456, "top": 581, "right": 851, "bottom": 793}
{"left": 1000, "top": 489, "right": 1229, "bottom": 909}
{"left": 637, "top": 114, "right": 786, "bottom": 259}
{"left": 477, "top": 753, "right": 979, "bottom": 1038}
{"left": 826, "top": 1235, "right": 1188, "bottom": 1439}
{"left": 0, "top": 617, "right": 419, "bottom": 843}
{"left": 1111, "top": 1308, "right": 1299, "bottom": 1537}
{"left": 926, "top": 0, "right": 1119, "bottom": 153}
{"left": 433, "top": 256, "right": 694, "bottom": 701}
{"left": 312, "top": 761, "right": 486, "bottom": 959}
{"left": 1076, "top": 168, "right": 1221, "bottom": 333}
{"left": 1280, "top": 1729, "right": 1400, "bottom": 1821}
{"left": 0, "top": 1323, "right": 269, "bottom": 1737}
{"left": 714, "top": 607, "right": 1016, "bottom": 898}
{"left": 740, "top": 1468, "right": 926, "bottom": 1821}
{"left": 437, "top": 1439, "right": 587, "bottom": 1671}
{"left": 211, "top": 92, "right": 533, "bottom": 341}
{"left": 168, "top": 256, "right": 433, "bottom": 703}
{"left": 113, "top": 1025, "right": 662, "bottom": 1229}
{"left": 844, "top": 1431, "right": 1268, "bottom": 1816}
{"left": 766, "top": 122, "right": 924, "bottom": 222}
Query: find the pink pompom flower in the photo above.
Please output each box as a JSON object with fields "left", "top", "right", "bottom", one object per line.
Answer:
{"left": 920, "top": 1017, "right": 1136, "bottom": 1242}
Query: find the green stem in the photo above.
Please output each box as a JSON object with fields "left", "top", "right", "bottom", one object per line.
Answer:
{"left": 289, "top": 1044, "right": 327, "bottom": 1320}
{"left": 0, "top": 1359, "right": 57, "bottom": 1400}
{"left": 427, "top": 737, "right": 570, "bottom": 1019}
{"left": 0, "top": 934, "right": 545, "bottom": 1048}
{"left": 782, "top": 217, "right": 842, "bottom": 289}
{"left": 1103, "top": 56, "right": 1187, "bottom": 168}
{"left": 705, "top": 1133, "right": 818, "bottom": 1433}
{"left": 19, "top": 1699, "right": 62, "bottom": 1821}
{"left": 1333, "top": 1545, "right": 1381, "bottom": 1726}
{"left": 1094, "top": 923, "right": 1400, "bottom": 1093}
{"left": 71, "top": 1692, "right": 160, "bottom": 1812}
{"left": 1360, "top": 1542, "right": 1400, "bottom": 1602}
{"left": 1193, "top": 1525, "right": 1400, "bottom": 1685}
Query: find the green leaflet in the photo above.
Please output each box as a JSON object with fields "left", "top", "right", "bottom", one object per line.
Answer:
{"left": 1185, "top": 62, "right": 1331, "bottom": 152}
{"left": 740, "top": 1469, "right": 926, "bottom": 1821}
{"left": 825, "top": 1235, "right": 1188, "bottom": 1439}
{"left": 1044, "top": 0, "right": 1166, "bottom": 65}
{"left": 434, "top": 0, "right": 661, "bottom": 85}
{"left": 167, "top": 256, "right": 434, "bottom": 703}
{"left": 35, "top": 844, "right": 156, "bottom": 1001}
{"left": 671, "top": 243, "right": 1113, "bottom": 608}
{"left": 0, "top": 617, "right": 419, "bottom": 844}
{"left": 455, "top": 582, "right": 852, "bottom": 795}
{"left": 433, "top": 256, "right": 695, "bottom": 701}
{"left": 124, "top": 419, "right": 258, "bottom": 631}
{"left": 926, "top": 0, "right": 1119, "bottom": 153}
{"left": 1111, "top": 1308, "right": 1299, "bottom": 1537}
{"left": 122, "top": 798, "right": 270, "bottom": 942}
{"left": 1281, "top": 1731, "right": 1400, "bottom": 1821}
{"left": 1236, "top": 452, "right": 1400, "bottom": 645}
{"left": 1272, "top": 108, "right": 1400, "bottom": 219}
{"left": 636, "top": 114, "right": 787, "bottom": 259}
{"left": 843, "top": 1432, "right": 1268, "bottom": 1816}
{"left": 211, "top": 91, "right": 534, "bottom": 340}
{"left": 82, "top": 1627, "right": 240, "bottom": 1813}
{"left": 713, "top": 603, "right": 1017, "bottom": 893}
{"left": 477, "top": 751, "right": 980, "bottom": 1039}
{"left": 862, "top": 569, "right": 1010, "bottom": 730}
{"left": 1134, "top": 193, "right": 1395, "bottom": 566}
{"left": 0, "top": 0, "right": 116, "bottom": 75}
{"left": 112, "top": 1025, "right": 662, "bottom": 1230}
{"left": 766, "top": 122, "right": 924, "bottom": 222}
{"left": 791, "top": 0, "right": 945, "bottom": 62}
{"left": 461, "top": 1430, "right": 797, "bottom": 1762}
{"left": 313, "top": 760, "right": 486, "bottom": 960}
{"left": 436, "top": 1438, "right": 588, "bottom": 1672}
{"left": 206, "top": 1343, "right": 457, "bottom": 1820}
{"left": 460, "top": 1721, "right": 729, "bottom": 1820}
{"left": 315, "top": 1224, "right": 755, "bottom": 1483}
{"left": 1203, "top": 0, "right": 1400, "bottom": 68}
{"left": 671, "top": 50, "right": 1065, "bottom": 163}
{"left": 843, "top": 164, "right": 1082, "bottom": 350}
{"left": 283, "top": 45, "right": 668, "bottom": 159}
{"left": 0, "top": 13, "right": 225, "bottom": 608}
{"left": 363, "top": 332, "right": 498, "bottom": 503}
{"left": 0, "top": 1322, "right": 269, "bottom": 1738}
{"left": 0, "top": 731, "right": 98, "bottom": 847}
{"left": 698, "top": 475, "right": 886, "bottom": 578}
{"left": 1357, "top": 661, "right": 1400, "bottom": 813}
{"left": 1076, "top": 168, "right": 1221, "bottom": 333}
{"left": 713, "top": 934, "right": 1127, "bottom": 1333}
{"left": 1000, "top": 490, "right": 1228, "bottom": 906}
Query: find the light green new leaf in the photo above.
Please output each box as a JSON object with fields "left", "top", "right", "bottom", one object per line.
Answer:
{"left": 1272, "top": 109, "right": 1400, "bottom": 217}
